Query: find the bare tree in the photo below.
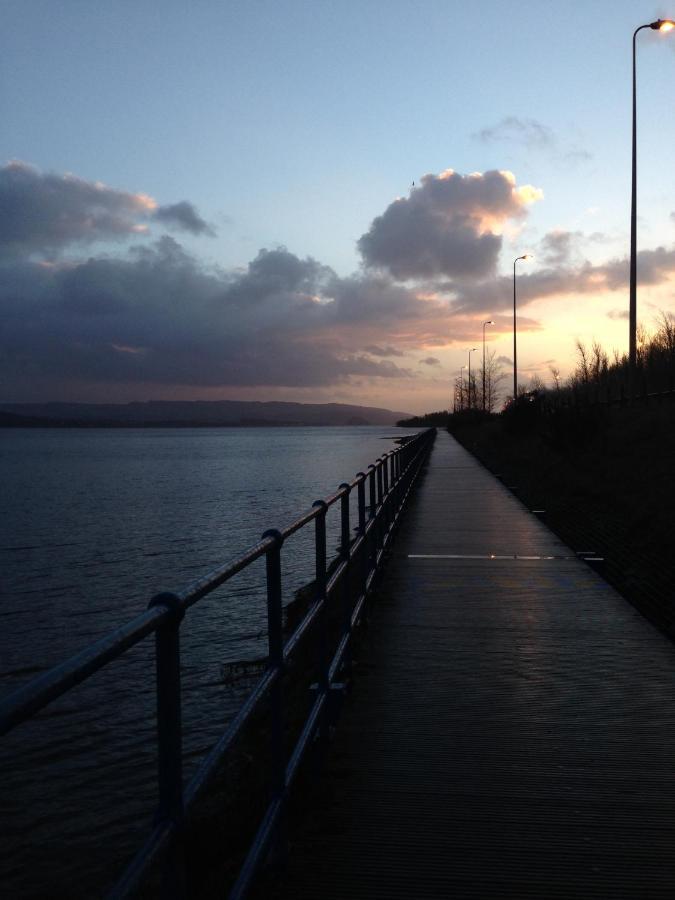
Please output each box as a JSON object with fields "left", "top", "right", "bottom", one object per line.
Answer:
{"left": 590, "top": 341, "right": 609, "bottom": 381}
{"left": 574, "top": 339, "right": 590, "bottom": 385}
{"left": 549, "top": 365, "right": 561, "bottom": 390}
{"left": 479, "top": 350, "right": 506, "bottom": 412}
{"left": 452, "top": 375, "right": 464, "bottom": 411}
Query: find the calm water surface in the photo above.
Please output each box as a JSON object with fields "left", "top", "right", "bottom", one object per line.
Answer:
{"left": 0, "top": 426, "right": 416, "bottom": 897}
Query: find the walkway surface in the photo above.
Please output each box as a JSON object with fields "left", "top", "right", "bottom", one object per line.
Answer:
{"left": 268, "top": 431, "right": 675, "bottom": 899}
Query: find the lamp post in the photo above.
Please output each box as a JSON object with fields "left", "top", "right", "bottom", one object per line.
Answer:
{"left": 629, "top": 19, "right": 674, "bottom": 386}
{"left": 513, "top": 255, "right": 531, "bottom": 401}
{"left": 482, "top": 320, "right": 494, "bottom": 411}
{"left": 466, "top": 348, "right": 477, "bottom": 409}
{"left": 460, "top": 366, "right": 467, "bottom": 410}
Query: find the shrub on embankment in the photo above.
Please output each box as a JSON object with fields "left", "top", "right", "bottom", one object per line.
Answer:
{"left": 449, "top": 395, "right": 675, "bottom": 639}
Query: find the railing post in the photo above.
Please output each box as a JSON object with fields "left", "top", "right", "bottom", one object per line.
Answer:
{"left": 261, "top": 528, "right": 286, "bottom": 858}
{"left": 367, "top": 464, "right": 377, "bottom": 578}
{"left": 392, "top": 450, "right": 401, "bottom": 519}
{"left": 382, "top": 453, "right": 392, "bottom": 541}
{"left": 312, "top": 501, "right": 329, "bottom": 736}
{"left": 368, "top": 464, "right": 377, "bottom": 521}
{"left": 338, "top": 483, "right": 353, "bottom": 678}
{"left": 149, "top": 591, "right": 186, "bottom": 899}
{"left": 356, "top": 473, "right": 368, "bottom": 604}
{"left": 356, "top": 474, "right": 366, "bottom": 536}
{"left": 376, "top": 459, "right": 385, "bottom": 549}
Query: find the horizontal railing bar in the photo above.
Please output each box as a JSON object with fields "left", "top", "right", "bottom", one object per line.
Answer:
{"left": 328, "top": 631, "right": 351, "bottom": 685}
{"left": 3, "top": 425, "right": 435, "bottom": 900}
{"left": 283, "top": 598, "right": 324, "bottom": 662}
{"left": 0, "top": 605, "right": 169, "bottom": 736}
{"left": 179, "top": 536, "right": 275, "bottom": 611}
{"left": 350, "top": 591, "right": 367, "bottom": 630}
{"left": 278, "top": 506, "right": 320, "bottom": 540}
{"left": 285, "top": 689, "right": 326, "bottom": 789}
{"left": 183, "top": 665, "right": 280, "bottom": 812}
{"left": 325, "top": 558, "right": 348, "bottom": 597}
{"left": 322, "top": 485, "right": 350, "bottom": 507}
{"left": 107, "top": 818, "right": 175, "bottom": 900}
{"left": 228, "top": 795, "right": 285, "bottom": 900}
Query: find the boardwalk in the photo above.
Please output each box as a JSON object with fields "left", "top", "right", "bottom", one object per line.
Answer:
{"left": 264, "top": 430, "right": 675, "bottom": 899}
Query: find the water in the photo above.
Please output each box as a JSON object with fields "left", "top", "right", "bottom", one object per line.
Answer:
{"left": 0, "top": 426, "right": 415, "bottom": 897}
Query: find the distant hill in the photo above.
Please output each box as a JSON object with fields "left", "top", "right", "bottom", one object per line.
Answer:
{"left": 0, "top": 400, "right": 413, "bottom": 428}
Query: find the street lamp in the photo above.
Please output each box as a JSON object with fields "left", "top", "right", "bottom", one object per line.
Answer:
{"left": 482, "top": 320, "right": 494, "bottom": 411}
{"left": 629, "top": 19, "right": 674, "bottom": 385}
{"left": 466, "top": 348, "right": 477, "bottom": 409}
{"left": 459, "top": 366, "right": 467, "bottom": 410}
{"left": 513, "top": 255, "right": 532, "bottom": 400}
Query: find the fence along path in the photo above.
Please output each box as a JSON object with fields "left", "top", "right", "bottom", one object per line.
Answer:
{"left": 265, "top": 429, "right": 675, "bottom": 899}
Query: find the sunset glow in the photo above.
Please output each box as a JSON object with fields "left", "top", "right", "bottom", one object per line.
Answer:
{"left": 1, "top": 2, "right": 675, "bottom": 414}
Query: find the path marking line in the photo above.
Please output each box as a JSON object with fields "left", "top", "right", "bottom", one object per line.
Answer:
{"left": 408, "top": 553, "right": 605, "bottom": 562}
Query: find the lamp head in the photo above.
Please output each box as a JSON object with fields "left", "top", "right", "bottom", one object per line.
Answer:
{"left": 485, "top": 320, "right": 494, "bottom": 325}
{"left": 652, "top": 19, "right": 675, "bottom": 30}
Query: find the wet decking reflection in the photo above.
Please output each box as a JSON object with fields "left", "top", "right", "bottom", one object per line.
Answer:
{"left": 265, "top": 430, "right": 675, "bottom": 899}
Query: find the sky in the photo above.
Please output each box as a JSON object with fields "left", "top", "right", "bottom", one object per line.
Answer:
{"left": 2, "top": 0, "right": 675, "bottom": 414}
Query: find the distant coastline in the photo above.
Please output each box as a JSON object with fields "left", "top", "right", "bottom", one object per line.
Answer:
{"left": 0, "top": 400, "right": 413, "bottom": 429}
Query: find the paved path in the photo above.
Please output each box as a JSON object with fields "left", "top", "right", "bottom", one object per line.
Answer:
{"left": 269, "top": 431, "right": 675, "bottom": 899}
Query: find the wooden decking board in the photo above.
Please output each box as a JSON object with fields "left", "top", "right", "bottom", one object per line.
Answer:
{"left": 264, "top": 431, "right": 675, "bottom": 899}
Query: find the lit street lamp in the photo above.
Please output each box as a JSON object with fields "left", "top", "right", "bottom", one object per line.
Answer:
{"left": 482, "top": 320, "right": 494, "bottom": 411}
{"left": 466, "top": 348, "right": 477, "bottom": 409}
{"left": 513, "top": 255, "right": 532, "bottom": 400}
{"left": 629, "top": 19, "right": 674, "bottom": 384}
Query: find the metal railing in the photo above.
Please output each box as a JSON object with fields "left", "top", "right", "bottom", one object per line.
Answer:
{"left": 0, "top": 427, "right": 436, "bottom": 898}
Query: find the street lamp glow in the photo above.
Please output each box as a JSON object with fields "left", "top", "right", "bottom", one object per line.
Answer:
{"left": 630, "top": 18, "right": 675, "bottom": 386}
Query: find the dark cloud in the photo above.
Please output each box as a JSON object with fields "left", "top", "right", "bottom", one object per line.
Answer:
{"left": 419, "top": 357, "right": 441, "bottom": 367}
{"left": 452, "top": 244, "right": 675, "bottom": 313}
{"left": 364, "top": 345, "right": 405, "bottom": 357}
{"left": 358, "top": 169, "right": 541, "bottom": 281}
{"left": 0, "top": 160, "right": 213, "bottom": 258}
{"left": 154, "top": 201, "right": 215, "bottom": 236}
{"left": 473, "top": 117, "right": 592, "bottom": 167}
{"left": 474, "top": 117, "right": 554, "bottom": 148}
{"left": 539, "top": 230, "right": 581, "bottom": 266}
{"left": 0, "top": 240, "right": 440, "bottom": 396}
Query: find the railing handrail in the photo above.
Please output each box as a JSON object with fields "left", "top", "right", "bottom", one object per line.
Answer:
{"left": 1, "top": 427, "right": 437, "bottom": 900}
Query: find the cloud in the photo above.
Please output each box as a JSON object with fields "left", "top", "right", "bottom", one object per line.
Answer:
{"left": 539, "top": 229, "right": 582, "bottom": 266}
{"left": 473, "top": 117, "right": 555, "bottom": 149}
{"left": 358, "top": 169, "right": 542, "bottom": 281}
{"left": 607, "top": 308, "right": 629, "bottom": 320}
{"left": 0, "top": 160, "right": 213, "bottom": 258}
{"left": 153, "top": 201, "right": 215, "bottom": 236}
{"left": 419, "top": 357, "right": 441, "bottom": 366}
{"left": 364, "top": 345, "right": 405, "bottom": 357}
{"left": 2, "top": 239, "right": 456, "bottom": 395}
{"left": 473, "top": 117, "right": 592, "bottom": 167}
{"left": 452, "top": 244, "right": 675, "bottom": 313}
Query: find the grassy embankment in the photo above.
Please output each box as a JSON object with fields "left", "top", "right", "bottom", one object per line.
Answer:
{"left": 450, "top": 397, "right": 675, "bottom": 639}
